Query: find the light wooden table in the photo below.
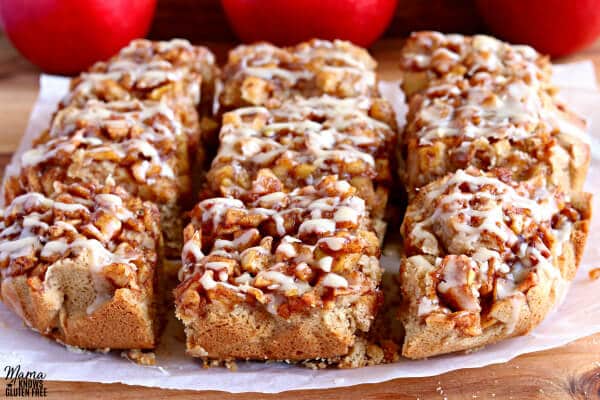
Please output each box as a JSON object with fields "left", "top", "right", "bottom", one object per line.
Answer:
{"left": 0, "top": 33, "right": 599, "bottom": 400}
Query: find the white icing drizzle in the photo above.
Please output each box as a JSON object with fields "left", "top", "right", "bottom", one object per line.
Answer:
{"left": 276, "top": 239, "right": 297, "bottom": 258}
{"left": 401, "top": 32, "right": 548, "bottom": 89}
{"left": 334, "top": 206, "right": 359, "bottom": 225}
{"left": 212, "top": 95, "right": 394, "bottom": 199}
{"left": 317, "top": 256, "right": 333, "bottom": 272}
{"left": 402, "top": 32, "right": 587, "bottom": 147}
{"left": 0, "top": 188, "right": 149, "bottom": 315}
{"left": 228, "top": 39, "right": 376, "bottom": 97}
{"left": 41, "top": 239, "right": 69, "bottom": 258}
{"left": 23, "top": 100, "right": 183, "bottom": 184}
{"left": 415, "top": 78, "right": 548, "bottom": 144}
{"left": 0, "top": 236, "right": 41, "bottom": 260}
{"left": 298, "top": 219, "right": 336, "bottom": 236}
{"left": 257, "top": 270, "right": 310, "bottom": 295}
{"left": 408, "top": 169, "right": 577, "bottom": 332}
{"left": 418, "top": 297, "right": 440, "bottom": 317}
{"left": 321, "top": 273, "right": 349, "bottom": 288}
{"left": 63, "top": 38, "right": 214, "bottom": 107}
{"left": 179, "top": 176, "right": 380, "bottom": 314}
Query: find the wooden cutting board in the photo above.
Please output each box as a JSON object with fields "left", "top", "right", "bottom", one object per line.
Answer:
{"left": 0, "top": 33, "right": 599, "bottom": 400}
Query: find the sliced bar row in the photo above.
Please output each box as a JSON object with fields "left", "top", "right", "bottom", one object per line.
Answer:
{"left": 397, "top": 32, "right": 592, "bottom": 358}
{"left": 175, "top": 40, "right": 398, "bottom": 365}
{"left": 0, "top": 39, "right": 217, "bottom": 349}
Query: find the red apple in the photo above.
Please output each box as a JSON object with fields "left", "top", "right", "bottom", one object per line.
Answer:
{"left": 476, "top": 0, "right": 600, "bottom": 57}
{"left": 221, "top": 0, "right": 398, "bottom": 47}
{"left": 0, "top": 0, "right": 157, "bottom": 74}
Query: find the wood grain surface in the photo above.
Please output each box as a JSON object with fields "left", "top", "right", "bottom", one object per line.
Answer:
{"left": 0, "top": 32, "right": 599, "bottom": 400}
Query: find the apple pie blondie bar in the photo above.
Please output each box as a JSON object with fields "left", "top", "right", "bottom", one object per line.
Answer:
{"left": 398, "top": 31, "right": 553, "bottom": 97}
{"left": 219, "top": 39, "right": 378, "bottom": 111}
{"left": 399, "top": 73, "right": 590, "bottom": 194}
{"left": 204, "top": 95, "right": 396, "bottom": 232}
{"left": 4, "top": 100, "right": 191, "bottom": 257}
{"left": 176, "top": 39, "right": 395, "bottom": 366}
{"left": 398, "top": 32, "right": 590, "bottom": 195}
{"left": 399, "top": 168, "right": 591, "bottom": 358}
{"left": 0, "top": 182, "right": 163, "bottom": 349}
{"left": 175, "top": 175, "right": 382, "bottom": 362}
{"left": 62, "top": 38, "right": 218, "bottom": 160}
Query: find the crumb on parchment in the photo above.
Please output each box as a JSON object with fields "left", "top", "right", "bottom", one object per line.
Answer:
{"left": 122, "top": 349, "right": 156, "bottom": 366}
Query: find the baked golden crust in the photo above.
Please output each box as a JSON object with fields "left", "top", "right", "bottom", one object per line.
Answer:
{"left": 0, "top": 182, "right": 163, "bottom": 349}
{"left": 177, "top": 295, "right": 380, "bottom": 362}
{"left": 204, "top": 96, "right": 396, "bottom": 223}
{"left": 398, "top": 168, "right": 591, "bottom": 358}
{"left": 2, "top": 276, "right": 158, "bottom": 349}
{"left": 175, "top": 175, "right": 383, "bottom": 362}
{"left": 3, "top": 100, "right": 191, "bottom": 257}
{"left": 219, "top": 40, "right": 378, "bottom": 111}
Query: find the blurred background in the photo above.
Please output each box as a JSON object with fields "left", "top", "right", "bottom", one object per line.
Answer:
{"left": 0, "top": 0, "right": 599, "bottom": 74}
{"left": 147, "top": 0, "right": 484, "bottom": 42}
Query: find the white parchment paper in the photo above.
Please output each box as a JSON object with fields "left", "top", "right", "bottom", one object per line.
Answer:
{"left": 0, "top": 63, "right": 599, "bottom": 393}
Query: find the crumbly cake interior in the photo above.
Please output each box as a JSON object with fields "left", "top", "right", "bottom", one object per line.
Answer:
{"left": 0, "top": 183, "right": 163, "bottom": 349}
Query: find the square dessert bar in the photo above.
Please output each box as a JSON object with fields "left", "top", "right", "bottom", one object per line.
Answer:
{"left": 398, "top": 31, "right": 553, "bottom": 97}
{"left": 62, "top": 38, "right": 218, "bottom": 155}
{"left": 0, "top": 182, "right": 163, "bottom": 349}
{"left": 399, "top": 69, "right": 590, "bottom": 196}
{"left": 64, "top": 38, "right": 217, "bottom": 108}
{"left": 175, "top": 175, "right": 383, "bottom": 364}
{"left": 205, "top": 96, "right": 397, "bottom": 229}
{"left": 399, "top": 168, "right": 591, "bottom": 358}
{"left": 4, "top": 100, "right": 191, "bottom": 257}
{"left": 219, "top": 39, "right": 379, "bottom": 111}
